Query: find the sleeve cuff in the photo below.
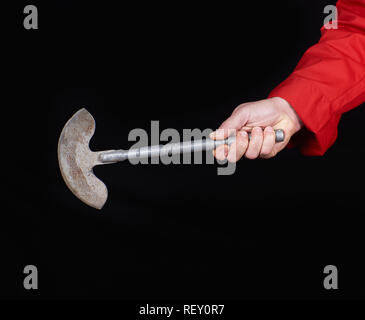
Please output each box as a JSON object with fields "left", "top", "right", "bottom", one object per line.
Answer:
{"left": 268, "top": 76, "right": 340, "bottom": 156}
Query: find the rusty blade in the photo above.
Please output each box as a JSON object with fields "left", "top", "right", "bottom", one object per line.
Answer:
{"left": 57, "top": 108, "right": 107, "bottom": 209}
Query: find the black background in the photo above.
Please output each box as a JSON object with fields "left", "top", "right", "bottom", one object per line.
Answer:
{"left": 2, "top": 0, "right": 365, "bottom": 301}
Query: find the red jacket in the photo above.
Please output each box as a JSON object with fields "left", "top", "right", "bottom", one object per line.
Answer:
{"left": 268, "top": 0, "right": 365, "bottom": 155}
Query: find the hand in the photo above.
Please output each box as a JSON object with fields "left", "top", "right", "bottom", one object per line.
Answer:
{"left": 210, "top": 97, "right": 303, "bottom": 161}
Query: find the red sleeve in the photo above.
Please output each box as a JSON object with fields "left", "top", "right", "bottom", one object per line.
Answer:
{"left": 268, "top": 0, "right": 365, "bottom": 155}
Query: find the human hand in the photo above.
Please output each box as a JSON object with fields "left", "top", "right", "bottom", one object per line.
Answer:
{"left": 211, "top": 97, "right": 303, "bottom": 161}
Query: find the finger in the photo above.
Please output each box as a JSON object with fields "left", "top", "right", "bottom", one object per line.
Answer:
{"left": 222, "top": 106, "right": 250, "bottom": 130}
{"left": 210, "top": 128, "right": 236, "bottom": 140}
{"left": 227, "top": 130, "right": 249, "bottom": 163}
{"left": 260, "top": 126, "right": 276, "bottom": 158}
{"left": 210, "top": 128, "right": 237, "bottom": 140}
{"left": 213, "top": 144, "right": 229, "bottom": 161}
{"left": 245, "top": 127, "right": 263, "bottom": 159}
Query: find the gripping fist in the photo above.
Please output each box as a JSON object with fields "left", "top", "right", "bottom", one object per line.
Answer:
{"left": 211, "top": 97, "right": 303, "bottom": 161}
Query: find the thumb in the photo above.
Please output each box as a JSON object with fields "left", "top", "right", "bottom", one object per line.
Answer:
{"left": 210, "top": 106, "right": 250, "bottom": 140}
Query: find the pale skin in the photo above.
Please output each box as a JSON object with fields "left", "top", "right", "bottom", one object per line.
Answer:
{"left": 210, "top": 97, "right": 303, "bottom": 162}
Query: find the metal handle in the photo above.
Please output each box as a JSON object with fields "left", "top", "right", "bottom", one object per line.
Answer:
{"left": 99, "top": 129, "right": 285, "bottom": 163}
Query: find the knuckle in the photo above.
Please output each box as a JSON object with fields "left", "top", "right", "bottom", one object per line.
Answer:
{"left": 260, "top": 153, "right": 273, "bottom": 159}
{"left": 245, "top": 151, "right": 259, "bottom": 160}
{"left": 260, "top": 148, "right": 271, "bottom": 156}
{"left": 238, "top": 138, "right": 248, "bottom": 150}
{"left": 215, "top": 128, "right": 225, "bottom": 139}
{"left": 227, "top": 155, "right": 238, "bottom": 163}
{"left": 265, "top": 130, "right": 275, "bottom": 138}
{"left": 238, "top": 143, "right": 248, "bottom": 154}
{"left": 232, "top": 106, "right": 241, "bottom": 114}
{"left": 233, "top": 103, "right": 246, "bottom": 113}
{"left": 261, "top": 150, "right": 277, "bottom": 159}
{"left": 214, "top": 146, "right": 226, "bottom": 160}
{"left": 252, "top": 126, "right": 262, "bottom": 135}
{"left": 248, "top": 141, "right": 260, "bottom": 151}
